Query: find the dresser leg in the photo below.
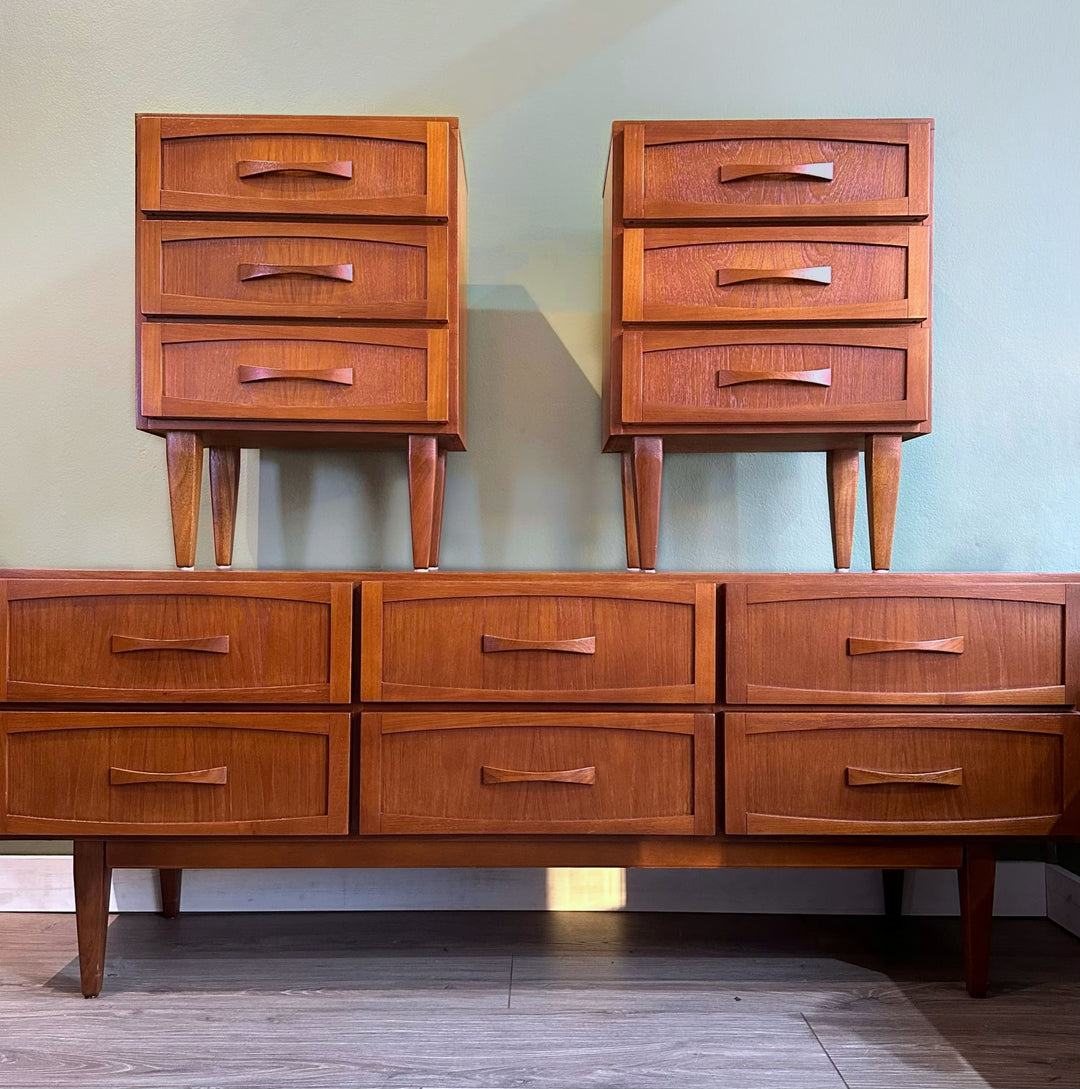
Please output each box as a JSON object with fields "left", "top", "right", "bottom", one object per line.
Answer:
{"left": 827, "top": 448, "right": 859, "bottom": 570}
{"left": 882, "top": 868, "right": 905, "bottom": 917}
{"left": 407, "top": 435, "right": 438, "bottom": 572}
{"left": 865, "top": 434, "right": 902, "bottom": 571}
{"left": 632, "top": 437, "right": 663, "bottom": 572}
{"left": 73, "top": 840, "right": 112, "bottom": 998}
{"left": 209, "top": 448, "right": 241, "bottom": 569}
{"left": 429, "top": 448, "right": 447, "bottom": 570}
{"left": 959, "top": 842, "right": 995, "bottom": 998}
{"left": 621, "top": 452, "right": 641, "bottom": 570}
{"left": 165, "top": 431, "right": 204, "bottom": 570}
{"left": 159, "top": 868, "right": 183, "bottom": 919}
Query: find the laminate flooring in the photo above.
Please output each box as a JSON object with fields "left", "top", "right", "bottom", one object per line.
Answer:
{"left": 0, "top": 911, "right": 1077, "bottom": 1088}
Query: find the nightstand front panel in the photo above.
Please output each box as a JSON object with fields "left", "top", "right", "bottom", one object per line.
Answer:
{"left": 621, "top": 327, "right": 928, "bottom": 425}
{"left": 141, "top": 324, "right": 449, "bottom": 423}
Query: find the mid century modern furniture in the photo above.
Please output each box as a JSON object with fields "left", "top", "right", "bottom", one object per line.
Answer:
{"left": 136, "top": 114, "right": 466, "bottom": 571}
{"left": 604, "top": 119, "right": 933, "bottom": 571}
{"left": 0, "top": 569, "right": 1075, "bottom": 998}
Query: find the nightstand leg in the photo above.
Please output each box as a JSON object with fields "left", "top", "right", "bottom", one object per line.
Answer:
{"left": 73, "top": 840, "right": 112, "bottom": 998}
{"left": 959, "top": 842, "right": 995, "bottom": 998}
{"left": 407, "top": 435, "right": 438, "bottom": 572}
{"left": 165, "top": 431, "right": 204, "bottom": 569}
{"left": 209, "top": 448, "right": 241, "bottom": 569}
{"left": 159, "top": 868, "right": 182, "bottom": 919}
{"left": 827, "top": 448, "right": 859, "bottom": 571}
{"left": 621, "top": 452, "right": 641, "bottom": 571}
{"left": 865, "top": 434, "right": 903, "bottom": 571}
{"left": 429, "top": 448, "right": 447, "bottom": 570}
{"left": 632, "top": 437, "right": 663, "bottom": 572}
{"left": 882, "top": 868, "right": 905, "bottom": 917}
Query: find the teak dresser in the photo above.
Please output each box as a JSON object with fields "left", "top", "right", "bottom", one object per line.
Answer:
{"left": 136, "top": 114, "right": 466, "bottom": 571}
{"left": 604, "top": 120, "right": 933, "bottom": 571}
{"left": 0, "top": 569, "right": 1076, "bottom": 997}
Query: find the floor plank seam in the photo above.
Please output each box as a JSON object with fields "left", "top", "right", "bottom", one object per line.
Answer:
{"left": 801, "top": 1012, "right": 851, "bottom": 1089}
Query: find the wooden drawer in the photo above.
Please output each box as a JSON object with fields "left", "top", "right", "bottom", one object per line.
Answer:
{"left": 622, "top": 226, "right": 928, "bottom": 323}
{"left": 621, "top": 327, "right": 929, "bottom": 426}
{"left": 0, "top": 711, "right": 350, "bottom": 835}
{"left": 360, "top": 712, "right": 715, "bottom": 834}
{"left": 141, "top": 323, "right": 449, "bottom": 423}
{"left": 0, "top": 580, "right": 352, "bottom": 702}
{"left": 137, "top": 115, "right": 450, "bottom": 217}
{"left": 724, "top": 712, "right": 1078, "bottom": 835}
{"left": 360, "top": 580, "right": 716, "bottom": 702}
{"left": 140, "top": 221, "right": 448, "bottom": 320}
{"left": 621, "top": 119, "right": 931, "bottom": 221}
{"left": 726, "top": 581, "right": 1073, "bottom": 705}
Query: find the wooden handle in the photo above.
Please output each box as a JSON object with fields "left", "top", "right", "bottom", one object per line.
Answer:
{"left": 237, "top": 366, "right": 354, "bottom": 386}
{"left": 716, "top": 266, "right": 832, "bottom": 287}
{"left": 237, "top": 159, "right": 353, "bottom": 179}
{"left": 717, "top": 368, "right": 832, "bottom": 389}
{"left": 110, "top": 635, "right": 230, "bottom": 654}
{"left": 481, "top": 635, "right": 596, "bottom": 655}
{"left": 847, "top": 766, "right": 963, "bottom": 787}
{"left": 110, "top": 766, "right": 228, "bottom": 786}
{"left": 238, "top": 263, "right": 353, "bottom": 282}
{"left": 482, "top": 765, "right": 596, "bottom": 785}
{"left": 848, "top": 636, "right": 965, "bottom": 656}
{"left": 719, "top": 161, "right": 834, "bottom": 182}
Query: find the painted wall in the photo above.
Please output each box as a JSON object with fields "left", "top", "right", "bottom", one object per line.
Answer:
{"left": 1, "top": 0, "right": 1078, "bottom": 881}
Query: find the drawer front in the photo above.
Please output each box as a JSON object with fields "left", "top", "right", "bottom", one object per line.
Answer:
{"left": 360, "top": 712, "right": 716, "bottom": 834}
{"left": 138, "top": 115, "right": 450, "bottom": 217}
{"left": 0, "top": 711, "right": 350, "bottom": 835}
{"left": 724, "top": 712, "right": 1077, "bottom": 835}
{"left": 360, "top": 580, "right": 716, "bottom": 702}
{"left": 0, "top": 580, "right": 353, "bottom": 702}
{"left": 140, "top": 221, "right": 448, "bottom": 320}
{"left": 726, "top": 582, "right": 1070, "bottom": 705}
{"left": 622, "top": 226, "right": 928, "bottom": 323}
{"left": 621, "top": 327, "right": 929, "bottom": 426}
{"left": 141, "top": 323, "right": 449, "bottom": 423}
{"left": 622, "top": 119, "right": 932, "bottom": 221}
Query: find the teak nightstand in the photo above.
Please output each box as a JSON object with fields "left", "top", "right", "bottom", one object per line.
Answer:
{"left": 603, "top": 119, "right": 933, "bottom": 571}
{"left": 135, "top": 114, "right": 466, "bottom": 570}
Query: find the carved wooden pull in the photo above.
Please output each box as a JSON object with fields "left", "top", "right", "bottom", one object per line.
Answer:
{"left": 717, "top": 368, "right": 832, "bottom": 389}
{"left": 848, "top": 636, "right": 965, "bottom": 656}
{"left": 846, "top": 766, "right": 963, "bottom": 787}
{"left": 110, "top": 766, "right": 228, "bottom": 786}
{"left": 481, "top": 635, "right": 596, "bottom": 654}
{"left": 481, "top": 765, "right": 596, "bottom": 785}
{"left": 719, "top": 162, "right": 834, "bottom": 182}
{"left": 237, "top": 159, "right": 353, "bottom": 179}
{"left": 237, "top": 366, "right": 354, "bottom": 386}
{"left": 716, "top": 266, "right": 832, "bottom": 287}
{"left": 110, "top": 635, "right": 231, "bottom": 654}
{"left": 238, "top": 263, "right": 353, "bottom": 282}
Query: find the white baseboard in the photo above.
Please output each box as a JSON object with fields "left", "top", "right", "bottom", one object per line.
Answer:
{"left": 0, "top": 856, "right": 1049, "bottom": 917}
{"left": 1047, "top": 864, "right": 1080, "bottom": 937}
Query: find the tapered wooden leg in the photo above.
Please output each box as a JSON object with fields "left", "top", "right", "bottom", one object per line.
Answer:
{"left": 428, "top": 448, "right": 447, "bottom": 570}
{"left": 407, "top": 435, "right": 438, "bottom": 572}
{"left": 882, "top": 868, "right": 905, "bottom": 917}
{"left": 159, "top": 868, "right": 182, "bottom": 919}
{"left": 632, "top": 437, "right": 663, "bottom": 572}
{"left": 73, "top": 840, "right": 112, "bottom": 998}
{"left": 827, "top": 448, "right": 859, "bottom": 571}
{"left": 165, "top": 431, "right": 204, "bottom": 569}
{"left": 209, "top": 447, "right": 241, "bottom": 569}
{"left": 959, "top": 842, "right": 996, "bottom": 998}
{"left": 865, "top": 434, "right": 902, "bottom": 571}
{"left": 621, "top": 452, "right": 641, "bottom": 571}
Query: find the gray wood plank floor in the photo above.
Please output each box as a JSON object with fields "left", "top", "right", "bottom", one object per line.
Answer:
{"left": 0, "top": 911, "right": 1077, "bottom": 1088}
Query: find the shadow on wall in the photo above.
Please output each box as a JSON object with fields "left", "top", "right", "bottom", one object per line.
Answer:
{"left": 257, "top": 286, "right": 625, "bottom": 571}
